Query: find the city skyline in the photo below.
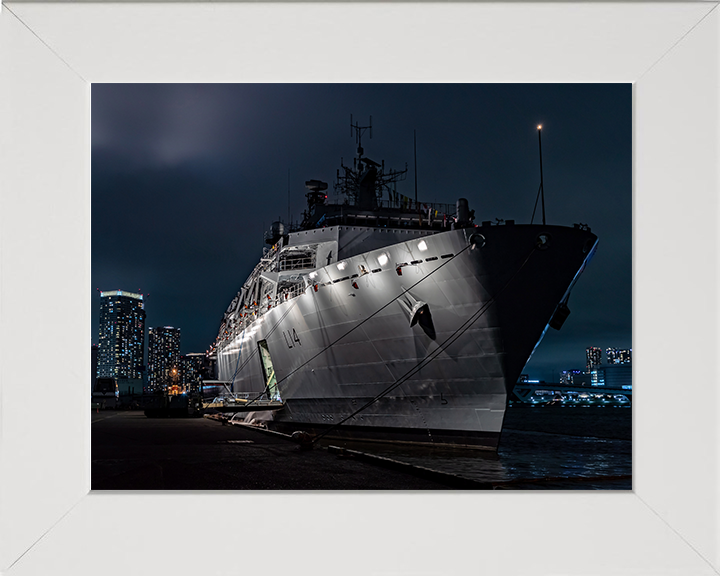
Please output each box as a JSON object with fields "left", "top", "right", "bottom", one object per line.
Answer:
{"left": 94, "top": 284, "right": 632, "bottom": 386}
{"left": 92, "top": 83, "right": 631, "bottom": 378}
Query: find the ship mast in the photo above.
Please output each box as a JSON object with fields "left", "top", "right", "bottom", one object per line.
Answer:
{"left": 334, "top": 115, "right": 407, "bottom": 209}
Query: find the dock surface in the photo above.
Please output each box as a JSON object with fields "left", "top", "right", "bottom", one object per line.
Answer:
{"left": 92, "top": 411, "right": 457, "bottom": 490}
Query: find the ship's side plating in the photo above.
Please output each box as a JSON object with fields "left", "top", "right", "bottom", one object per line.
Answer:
{"left": 216, "top": 222, "right": 597, "bottom": 449}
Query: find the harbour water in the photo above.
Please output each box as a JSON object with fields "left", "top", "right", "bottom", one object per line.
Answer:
{"left": 324, "top": 405, "right": 632, "bottom": 490}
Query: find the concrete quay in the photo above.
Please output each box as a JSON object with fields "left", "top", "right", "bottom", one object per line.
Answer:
{"left": 92, "top": 411, "right": 477, "bottom": 490}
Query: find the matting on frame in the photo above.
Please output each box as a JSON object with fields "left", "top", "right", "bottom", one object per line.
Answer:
{"left": 1, "top": 3, "right": 718, "bottom": 575}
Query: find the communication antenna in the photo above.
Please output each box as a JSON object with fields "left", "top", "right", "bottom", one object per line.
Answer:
{"left": 414, "top": 129, "right": 418, "bottom": 205}
{"left": 350, "top": 114, "right": 373, "bottom": 154}
{"left": 336, "top": 116, "right": 407, "bottom": 206}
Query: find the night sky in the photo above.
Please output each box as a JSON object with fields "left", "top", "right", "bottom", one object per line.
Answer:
{"left": 92, "top": 83, "right": 631, "bottom": 380}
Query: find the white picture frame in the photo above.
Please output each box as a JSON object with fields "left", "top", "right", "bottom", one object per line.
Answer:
{"left": 1, "top": 2, "right": 718, "bottom": 575}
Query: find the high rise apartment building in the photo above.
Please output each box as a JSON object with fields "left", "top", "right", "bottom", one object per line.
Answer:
{"left": 560, "top": 369, "right": 584, "bottom": 385}
{"left": 179, "top": 353, "right": 208, "bottom": 389}
{"left": 606, "top": 347, "right": 632, "bottom": 365}
{"left": 585, "top": 347, "right": 602, "bottom": 373}
{"left": 148, "top": 326, "right": 181, "bottom": 390}
{"left": 97, "top": 290, "right": 146, "bottom": 379}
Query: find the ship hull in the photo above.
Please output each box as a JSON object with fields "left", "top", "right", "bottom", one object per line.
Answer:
{"left": 216, "top": 224, "right": 596, "bottom": 449}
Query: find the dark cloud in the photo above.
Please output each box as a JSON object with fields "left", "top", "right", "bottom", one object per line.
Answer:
{"left": 92, "top": 83, "right": 631, "bottom": 376}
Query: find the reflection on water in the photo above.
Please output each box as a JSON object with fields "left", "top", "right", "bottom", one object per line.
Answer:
{"left": 322, "top": 406, "right": 631, "bottom": 490}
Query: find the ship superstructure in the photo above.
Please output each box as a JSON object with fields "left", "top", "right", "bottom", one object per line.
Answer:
{"left": 213, "top": 121, "right": 597, "bottom": 449}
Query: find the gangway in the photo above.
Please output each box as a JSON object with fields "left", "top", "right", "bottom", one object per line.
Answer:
{"left": 202, "top": 396, "right": 284, "bottom": 412}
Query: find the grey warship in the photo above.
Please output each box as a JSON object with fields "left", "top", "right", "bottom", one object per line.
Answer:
{"left": 213, "top": 121, "right": 597, "bottom": 449}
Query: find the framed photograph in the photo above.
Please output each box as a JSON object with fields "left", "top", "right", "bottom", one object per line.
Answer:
{"left": 90, "top": 81, "right": 632, "bottom": 493}
{"left": 1, "top": 3, "right": 718, "bottom": 575}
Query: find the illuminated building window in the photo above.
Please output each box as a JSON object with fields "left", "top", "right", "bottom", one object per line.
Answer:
{"left": 585, "top": 347, "right": 602, "bottom": 372}
{"left": 97, "top": 290, "right": 145, "bottom": 381}
{"left": 148, "top": 326, "right": 182, "bottom": 391}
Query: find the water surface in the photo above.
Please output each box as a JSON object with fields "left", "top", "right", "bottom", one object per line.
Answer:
{"left": 327, "top": 405, "right": 632, "bottom": 490}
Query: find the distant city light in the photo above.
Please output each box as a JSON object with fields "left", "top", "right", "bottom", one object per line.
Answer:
{"left": 100, "top": 289, "right": 143, "bottom": 301}
{"left": 586, "top": 347, "right": 602, "bottom": 372}
{"left": 607, "top": 347, "right": 632, "bottom": 365}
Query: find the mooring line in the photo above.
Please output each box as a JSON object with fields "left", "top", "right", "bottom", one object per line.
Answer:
{"left": 311, "top": 246, "right": 537, "bottom": 445}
